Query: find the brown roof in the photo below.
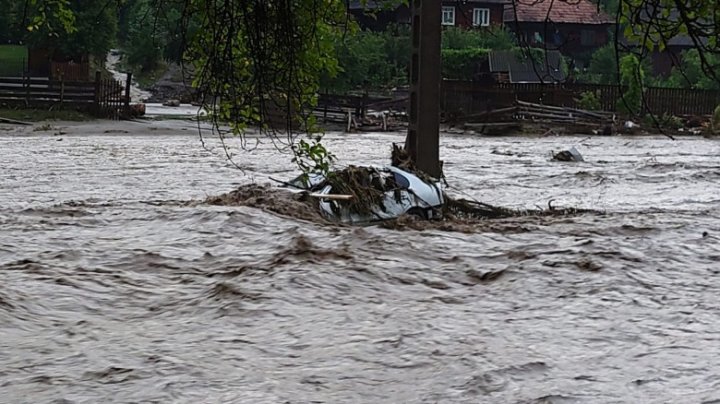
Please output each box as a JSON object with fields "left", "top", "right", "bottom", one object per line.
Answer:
{"left": 349, "top": 0, "right": 508, "bottom": 9}
{"left": 504, "top": 0, "right": 613, "bottom": 25}
{"left": 463, "top": 0, "right": 511, "bottom": 3}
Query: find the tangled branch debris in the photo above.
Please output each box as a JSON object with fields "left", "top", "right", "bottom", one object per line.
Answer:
{"left": 442, "top": 197, "right": 595, "bottom": 221}
{"left": 325, "top": 166, "right": 397, "bottom": 215}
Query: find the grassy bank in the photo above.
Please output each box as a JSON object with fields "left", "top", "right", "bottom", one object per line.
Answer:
{"left": 0, "top": 108, "right": 93, "bottom": 122}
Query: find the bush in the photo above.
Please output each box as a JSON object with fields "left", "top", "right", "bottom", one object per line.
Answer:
{"left": 441, "top": 26, "right": 515, "bottom": 50}
{"left": 441, "top": 48, "right": 490, "bottom": 80}
{"left": 576, "top": 90, "right": 601, "bottom": 111}
{"left": 579, "top": 44, "right": 618, "bottom": 84}
{"left": 712, "top": 105, "right": 720, "bottom": 134}
{"left": 617, "top": 54, "right": 644, "bottom": 116}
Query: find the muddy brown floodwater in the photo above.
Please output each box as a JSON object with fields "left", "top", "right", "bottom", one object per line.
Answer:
{"left": 1, "top": 125, "right": 720, "bottom": 404}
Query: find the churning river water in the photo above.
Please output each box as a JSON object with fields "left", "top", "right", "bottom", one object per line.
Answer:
{"left": 1, "top": 125, "right": 719, "bottom": 404}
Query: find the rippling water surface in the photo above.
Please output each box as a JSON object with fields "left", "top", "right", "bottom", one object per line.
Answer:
{"left": 1, "top": 125, "right": 720, "bottom": 404}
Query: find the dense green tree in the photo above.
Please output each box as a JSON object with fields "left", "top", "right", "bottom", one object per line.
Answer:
{"left": 442, "top": 26, "right": 515, "bottom": 50}
{"left": 0, "top": 1, "right": 23, "bottom": 43}
{"left": 121, "top": 0, "right": 163, "bottom": 71}
{"left": 662, "top": 50, "right": 720, "bottom": 90}
{"left": 580, "top": 44, "right": 619, "bottom": 84}
{"left": 19, "top": 0, "right": 114, "bottom": 60}
{"left": 321, "top": 27, "right": 410, "bottom": 93}
{"left": 119, "top": 0, "right": 200, "bottom": 71}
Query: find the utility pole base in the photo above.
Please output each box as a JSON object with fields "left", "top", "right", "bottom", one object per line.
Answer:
{"left": 405, "top": 0, "right": 441, "bottom": 178}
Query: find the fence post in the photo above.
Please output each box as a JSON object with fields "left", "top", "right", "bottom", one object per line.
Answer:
{"left": 94, "top": 71, "right": 101, "bottom": 116}
{"left": 24, "top": 70, "right": 29, "bottom": 107}
{"left": 124, "top": 72, "right": 132, "bottom": 113}
{"left": 60, "top": 73, "right": 65, "bottom": 107}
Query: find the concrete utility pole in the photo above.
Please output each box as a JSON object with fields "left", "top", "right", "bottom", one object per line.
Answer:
{"left": 405, "top": 0, "right": 442, "bottom": 178}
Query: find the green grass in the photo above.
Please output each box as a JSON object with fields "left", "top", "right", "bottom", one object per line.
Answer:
{"left": 0, "top": 108, "right": 93, "bottom": 122}
{"left": 0, "top": 45, "right": 28, "bottom": 76}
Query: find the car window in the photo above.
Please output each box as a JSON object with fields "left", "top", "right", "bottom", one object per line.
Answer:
{"left": 393, "top": 172, "right": 410, "bottom": 188}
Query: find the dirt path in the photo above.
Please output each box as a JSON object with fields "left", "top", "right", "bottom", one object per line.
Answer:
{"left": 106, "top": 50, "right": 153, "bottom": 103}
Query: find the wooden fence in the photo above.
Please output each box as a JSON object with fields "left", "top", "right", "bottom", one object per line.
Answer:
{"left": 441, "top": 81, "right": 720, "bottom": 117}
{"left": 50, "top": 61, "right": 90, "bottom": 82}
{"left": 0, "top": 72, "right": 131, "bottom": 119}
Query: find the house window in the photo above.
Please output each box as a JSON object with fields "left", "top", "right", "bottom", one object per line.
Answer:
{"left": 473, "top": 8, "right": 490, "bottom": 27}
{"left": 442, "top": 6, "right": 455, "bottom": 26}
{"left": 581, "top": 30, "right": 594, "bottom": 46}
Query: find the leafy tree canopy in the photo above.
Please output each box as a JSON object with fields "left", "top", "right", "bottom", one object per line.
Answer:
{"left": 1, "top": 0, "right": 114, "bottom": 60}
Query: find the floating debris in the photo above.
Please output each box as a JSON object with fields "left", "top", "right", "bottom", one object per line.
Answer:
{"left": 553, "top": 146, "right": 584, "bottom": 162}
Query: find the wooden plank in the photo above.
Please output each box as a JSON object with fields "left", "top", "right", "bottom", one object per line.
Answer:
{"left": 0, "top": 116, "right": 32, "bottom": 125}
{"left": 0, "top": 78, "right": 95, "bottom": 87}
{"left": 0, "top": 90, "right": 94, "bottom": 100}
{"left": 0, "top": 82, "right": 94, "bottom": 91}
{"left": 307, "top": 193, "right": 353, "bottom": 200}
{"left": 0, "top": 84, "right": 98, "bottom": 93}
{"left": 0, "top": 86, "right": 93, "bottom": 95}
{"left": 0, "top": 96, "right": 95, "bottom": 104}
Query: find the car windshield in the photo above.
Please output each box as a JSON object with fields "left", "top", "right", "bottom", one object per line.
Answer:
{"left": 393, "top": 172, "right": 410, "bottom": 188}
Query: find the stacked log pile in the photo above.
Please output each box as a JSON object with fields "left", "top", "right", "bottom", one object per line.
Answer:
{"left": 457, "top": 100, "right": 616, "bottom": 136}
{"left": 514, "top": 101, "right": 615, "bottom": 126}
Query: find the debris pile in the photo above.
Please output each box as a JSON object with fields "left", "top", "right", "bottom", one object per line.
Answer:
{"left": 455, "top": 101, "right": 616, "bottom": 136}
{"left": 325, "top": 166, "right": 397, "bottom": 216}
{"left": 205, "top": 183, "right": 327, "bottom": 223}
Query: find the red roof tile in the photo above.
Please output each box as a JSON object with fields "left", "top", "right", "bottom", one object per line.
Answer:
{"left": 504, "top": 0, "right": 613, "bottom": 25}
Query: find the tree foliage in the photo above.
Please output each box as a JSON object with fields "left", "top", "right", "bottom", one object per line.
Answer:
{"left": 119, "top": 0, "right": 200, "bottom": 72}
{"left": 441, "top": 48, "right": 491, "bottom": 80}
{"left": 184, "top": 0, "right": 348, "bottom": 175}
{"left": 663, "top": 49, "right": 720, "bottom": 90}
{"left": 576, "top": 90, "right": 602, "bottom": 110}
{"left": 442, "top": 26, "right": 515, "bottom": 50}
{"left": 618, "top": 0, "right": 720, "bottom": 88}
{"left": 323, "top": 26, "right": 517, "bottom": 92}
{"left": 1, "top": 0, "right": 113, "bottom": 60}
{"left": 321, "top": 25, "right": 411, "bottom": 93}
{"left": 617, "top": 54, "right": 644, "bottom": 115}
{"left": 579, "top": 44, "right": 618, "bottom": 84}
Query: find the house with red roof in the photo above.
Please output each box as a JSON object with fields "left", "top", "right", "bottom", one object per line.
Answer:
{"left": 503, "top": 0, "right": 614, "bottom": 59}
{"left": 348, "top": 0, "right": 509, "bottom": 31}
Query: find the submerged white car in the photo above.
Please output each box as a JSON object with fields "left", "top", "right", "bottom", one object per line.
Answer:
{"left": 285, "top": 166, "right": 444, "bottom": 224}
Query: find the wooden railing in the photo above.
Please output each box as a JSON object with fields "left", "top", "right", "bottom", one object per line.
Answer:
{"left": 0, "top": 77, "right": 96, "bottom": 104}
{"left": 441, "top": 81, "right": 720, "bottom": 116}
{"left": 0, "top": 72, "right": 131, "bottom": 119}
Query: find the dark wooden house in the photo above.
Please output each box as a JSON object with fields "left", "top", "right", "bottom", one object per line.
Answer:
{"left": 503, "top": 0, "right": 613, "bottom": 57}
{"left": 441, "top": 0, "right": 509, "bottom": 28}
{"left": 348, "top": 0, "right": 508, "bottom": 31}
